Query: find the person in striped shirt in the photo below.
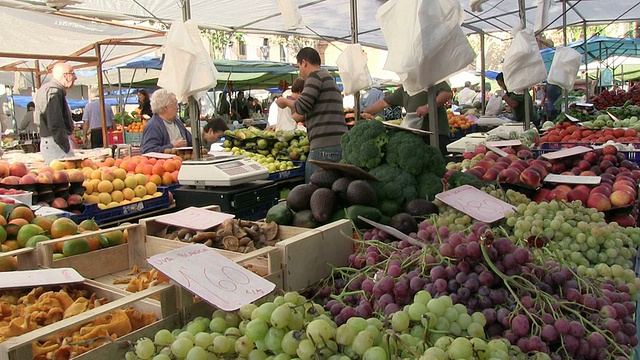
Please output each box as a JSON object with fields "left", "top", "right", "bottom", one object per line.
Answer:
{"left": 277, "top": 47, "right": 347, "bottom": 182}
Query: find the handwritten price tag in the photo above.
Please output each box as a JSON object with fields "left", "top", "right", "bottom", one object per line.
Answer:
{"left": 148, "top": 244, "right": 275, "bottom": 311}
{"left": 435, "top": 185, "right": 515, "bottom": 223}
{"left": 541, "top": 146, "right": 592, "bottom": 160}
{"left": 544, "top": 174, "right": 601, "bottom": 185}
{"left": 154, "top": 207, "right": 235, "bottom": 231}
{"left": 0, "top": 268, "right": 84, "bottom": 289}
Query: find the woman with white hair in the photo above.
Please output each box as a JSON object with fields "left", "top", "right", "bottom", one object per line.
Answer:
{"left": 140, "top": 89, "right": 192, "bottom": 154}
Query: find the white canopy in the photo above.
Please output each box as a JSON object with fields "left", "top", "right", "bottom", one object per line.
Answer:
{"left": 0, "top": 5, "right": 164, "bottom": 73}
{"left": 1, "top": 0, "right": 638, "bottom": 49}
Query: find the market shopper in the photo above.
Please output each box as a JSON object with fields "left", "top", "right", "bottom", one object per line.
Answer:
{"left": 457, "top": 81, "right": 476, "bottom": 107}
{"left": 276, "top": 47, "right": 347, "bottom": 182}
{"left": 496, "top": 72, "right": 540, "bottom": 128}
{"left": 231, "top": 92, "right": 250, "bottom": 120}
{"left": 267, "top": 77, "right": 305, "bottom": 132}
{"left": 541, "top": 82, "right": 562, "bottom": 122}
{"left": 137, "top": 90, "right": 153, "bottom": 119}
{"left": 363, "top": 83, "right": 452, "bottom": 155}
{"left": 34, "top": 63, "right": 76, "bottom": 165}
{"left": 82, "top": 87, "right": 114, "bottom": 149}
{"left": 18, "top": 101, "right": 38, "bottom": 134}
{"left": 140, "top": 89, "right": 193, "bottom": 154}
{"left": 202, "top": 117, "right": 229, "bottom": 148}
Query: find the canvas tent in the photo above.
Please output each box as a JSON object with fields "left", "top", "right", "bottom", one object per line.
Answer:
{"left": 540, "top": 37, "right": 640, "bottom": 72}
{"left": 1, "top": 0, "right": 638, "bottom": 49}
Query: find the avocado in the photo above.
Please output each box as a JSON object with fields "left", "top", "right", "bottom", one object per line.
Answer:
{"left": 310, "top": 188, "right": 338, "bottom": 223}
{"left": 345, "top": 205, "right": 382, "bottom": 229}
{"left": 286, "top": 184, "right": 318, "bottom": 212}
{"left": 346, "top": 180, "right": 378, "bottom": 207}
{"left": 292, "top": 210, "right": 319, "bottom": 228}
{"left": 310, "top": 169, "right": 343, "bottom": 188}
{"left": 405, "top": 199, "right": 439, "bottom": 216}
{"left": 389, "top": 213, "right": 418, "bottom": 235}
{"left": 265, "top": 203, "right": 294, "bottom": 225}
{"left": 331, "top": 177, "right": 353, "bottom": 204}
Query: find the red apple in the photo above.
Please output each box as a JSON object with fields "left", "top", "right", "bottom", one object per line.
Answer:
{"left": 51, "top": 197, "right": 68, "bottom": 209}
{"left": 583, "top": 151, "right": 598, "bottom": 165}
{"left": 609, "top": 213, "right": 636, "bottom": 227}
{"left": 19, "top": 174, "right": 36, "bottom": 185}
{"left": 517, "top": 149, "right": 534, "bottom": 160}
{"left": 474, "top": 145, "right": 487, "bottom": 155}
{"left": 602, "top": 154, "right": 618, "bottom": 164}
{"left": 590, "top": 166, "right": 602, "bottom": 175}
{"left": 567, "top": 187, "right": 589, "bottom": 204}
{"left": 496, "top": 157, "right": 513, "bottom": 166}
{"left": 498, "top": 168, "right": 521, "bottom": 184}
{"left": 587, "top": 192, "right": 612, "bottom": 211}
{"left": 599, "top": 160, "right": 614, "bottom": 173}
{"left": 612, "top": 184, "right": 636, "bottom": 198}
{"left": 67, "top": 169, "right": 85, "bottom": 183}
{"left": 580, "top": 170, "right": 598, "bottom": 177}
{"left": 531, "top": 160, "right": 552, "bottom": 172}
{"left": 591, "top": 184, "right": 613, "bottom": 198}
{"left": 483, "top": 168, "right": 501, "bottom": 182}
{"left": 470, "top": 166, "right": 487, "bottom": 177}
{"left": 610, "top": 189, "right": 635, "bottom": 207}
{"left": 506, "top": 154, "right": 519, "bottom": 162}
{"left": 465, "top": 168, "right": 483, "bottom": 180}
{"left": 533, "top": 188, "right": 551, "bottom": 203}
{"left": 547, "top": 185, "right": 572, "bottom": 201}
{"left": 67, "top": 194, "right": 83, "bottom": 206}
{"left": 52, "top": 170, "right": 69, "bottom": 184}
{"left": 574, "top": 184, "right": 591, "bottom": 194}
{"left": 0, "top": 176, "right": 20, "bottom": 185}
{"left": 571, "top": 167, "right": 582, "bottom": 175}
{"left": 38, "top": 166, "right": 55, "bottom": 175}
{"left": 528, "top": 165, "right": 548, "bottom": 179}
{"left": 520, "top": 168, "right": 542, "bottom": 188}
{"left": 8, "top": 162, "right": 28, "bottom": 177}
{"left": 502, "top": 148, "right": 516, "bottom": 155}
{"left": 602, "top": 144, "right": 618, "bottom": 155}
{"left": 550, "top": 162, "right": 566, "bottom": 174}
{"left": 485, "top": 152, "right": 500, "bottom": 161}
{"left": 600, "top": 173, "right": 615, "bottom": 181}
{"left": 605, "top": 167, "right": 620, "bottom": 176}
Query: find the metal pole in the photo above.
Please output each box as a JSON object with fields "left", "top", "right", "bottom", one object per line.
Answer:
{"left": 117, "top": 68, "right": 124, "bottom": 114}
{"left": 562, "top": 0, "right": 569, "bottom": 112}
{"left": 518, "top": 0, "right": 531, "bottom": 130}
{"left": 350, "top": 0, "right": 360, "bottom": 122}
{"left": 479, "top": 31, "right": 486, "bottom": 115}
{"left": 182, "top": 0, "right": 201, "bottom": 160}
{"left": 583, "top": 21, "right": 589, "bottom": 100}
{"left": 95, "top": 43, "right": 108, "bottom": 148}
{"left": 34, "top": 60, "right": 42, "bottom": 88}
{"left": 427, "top": 88, "right": 438, "bottom": 148}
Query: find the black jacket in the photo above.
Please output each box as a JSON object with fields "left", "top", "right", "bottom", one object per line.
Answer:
{"left": 35, "top": 79, "right": 73, "bottom": 152}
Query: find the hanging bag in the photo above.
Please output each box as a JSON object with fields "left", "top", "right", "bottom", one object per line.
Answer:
{"left": 336, "top": 44, "right": 373, "bottom": 96}
{"left": 502, "top": 27, "right": 548, "bottom": 92}
{"left": 548, "top": 46, "right": 583, "bottom": 90}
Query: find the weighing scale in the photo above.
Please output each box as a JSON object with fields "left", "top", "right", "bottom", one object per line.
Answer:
{"left": 174, "top": 156, "right": 277, "bottom": 220}
{"left": 177, "top": 156, "right": 269, "bottom": 187}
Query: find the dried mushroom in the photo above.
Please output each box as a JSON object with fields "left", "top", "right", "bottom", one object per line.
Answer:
{"left": 217, "top": 219, "right": 234, "bottom": 238}
{"left": 222, "top": 236, "right": 239, "bottom": 251}
{"left": 261, "top": 222, "right": 279, "bottom": 241}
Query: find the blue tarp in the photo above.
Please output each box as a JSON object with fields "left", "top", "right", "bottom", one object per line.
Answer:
{"left": 540, "top": 37, "right": 640, "bottom": 72}
{"left": 10, "top": 94, "right": 140, "bottom": 109}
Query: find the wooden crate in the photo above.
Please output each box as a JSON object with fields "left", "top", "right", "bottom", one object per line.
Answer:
{"left": 0, "top": 247, "right": 38, "bottom": 271}
{"left": 276, "top": 219, "right": 353, "bottom": 291}
{"left": 0, "top": 280, "right": 175, "bottom": 360}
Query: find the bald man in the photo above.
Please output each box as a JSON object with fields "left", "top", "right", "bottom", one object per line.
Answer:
{"left": 35, "top": 63, "right": 76, "bottom": 164}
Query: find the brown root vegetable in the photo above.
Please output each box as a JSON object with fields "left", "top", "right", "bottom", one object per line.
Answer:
{"left": 222, "top": 236, "right": 239, "bottom": 251}
{"left": 217, "top": 219, "right": 234, "bottom": 238}
{"left": 239, "top": 237, "right": 252, "bottom": 246}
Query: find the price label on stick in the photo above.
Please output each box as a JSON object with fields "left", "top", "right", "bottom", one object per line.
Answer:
{"left": 435, "top": 185, "right": 515, "bottom": 223}
{"left": 485, "top": 146, "right": 508, "bottom": 157}
{"left": 485, "top": 140, "right": 522, "bottom": 147}
{"left": 147, "top": 244, "right": 275, "bottom": 311}
{"left": 544, "top": 174, "right": 601, "bottom": 185}
{"left": 541, "top": 146, "right": 592, "bottom": 160}
{"left": 154, "top": 207, "right": 235, "bottom": 231}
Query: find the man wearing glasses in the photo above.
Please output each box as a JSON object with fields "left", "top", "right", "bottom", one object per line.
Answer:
{"left": 34, "top": 63, "right": 77, "bottom": 164}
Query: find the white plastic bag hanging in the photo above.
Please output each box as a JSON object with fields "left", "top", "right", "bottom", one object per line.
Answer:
{"left": 158, "top": 21, "right": 219, "bottom": 103}
{"left": 548, "top": 46, "right": 583, "bottom": 90}
{"left": 485, "top": 93, "right": 503, "bottom": 116}
{"left": 336, "top": 44, "right": 373, "bottom": 96}
{"left": 277, "top": 0, "right": 303, "bottom": 30}
{"left": 377, "top": 0, "right": 475, "bottom": 95}
{"left": 502, "top": 27, "right": 547, "bottom": 92}
{"left": 534, "top": 0, "right": 551, "bottom": 33}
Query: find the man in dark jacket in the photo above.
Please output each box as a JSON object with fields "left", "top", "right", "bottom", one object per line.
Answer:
{"left": 140, "top": 89, "right": 193, "bottom": 154}
{"left": 34, "top": 63, "right": 76, "bottom": 164}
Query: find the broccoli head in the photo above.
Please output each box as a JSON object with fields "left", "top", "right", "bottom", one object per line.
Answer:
{"left": 385, "top": 131, "right": 446, "bottom": 177}
{"left": 417, "top": 171, "right": 443, "bottom": 201}
{"left": 341, "top": 120, "right": 389, "bottom": 170}
{"left": 368, "top": 164, "right": 418, "bottom": 215}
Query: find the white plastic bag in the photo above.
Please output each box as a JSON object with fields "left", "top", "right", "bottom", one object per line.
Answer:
{"left": 277, "top": 0, "right": 303, "bottom": 30}
{"left": 548, "top": 46, "right": 583, "bottom": 90}
{"left": 502, "top": 28, "right": 547, "bottom": 92}
{"left": 485, "top": 93, "right": 503, "bottom": 116}
{"left": 377, "top": 0, "right": 475, "bottom": 96}
{"left": 275, "top": 108, "right": 297, "bottom": 132}
{"left": 336, "top": 44, "right": 373, "bottom": 96}
{"left": 534, "top": 0, "right": 551, "bottom": 32}
{"left": 400, "top": 112, "right": 423, "bottom": 129}
{"left": 158, "top": 21, "right": 219, "bottom": 103}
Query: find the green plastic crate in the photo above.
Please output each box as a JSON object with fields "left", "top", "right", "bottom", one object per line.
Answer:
{"left": 124, "top": 131, "right": 142, "bottom": 145}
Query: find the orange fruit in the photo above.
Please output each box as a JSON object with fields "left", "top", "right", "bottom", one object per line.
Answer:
{"left": 103, "top": 157, "right": 115, "bottom": 167}
{"left": 114, "top": 159, "right": 123, "bottom": 168}
{"left": 173, "top": 159, "right": 182, "bottom": 170}
{"left": 144, "top": 182, "right": 157, "bottom": 195}
{"left": 97, "top": 180, "right": 114, "bottom": 193}
{"left": 143, "top": 164, "right": 153, "bottom": 175}
{"left": 162, "top": 173, "right": 173, "bottom": 185}
{"left": 171, "top": 171, "right": 179, "bottom": 184}
{"left": 50, "top": 218, "right": 78, "bottom": 239}
{"left": 149, "top": 174, "right": 162, "bottom": 186}
{"left": 152, "top": 164, "right": 165, "bottom": 176}
{"left": 9, "top": 206, "right": 35, "bottom": 223}
{"left": 163, "top": 161, "right": 175, "bottom": 173}
{"left": 134, "top": 163, "right": 145, "bottom": 174}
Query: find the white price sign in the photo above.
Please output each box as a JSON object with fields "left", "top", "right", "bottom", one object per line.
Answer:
{"left": 435, "top": 185, "right": 515, "bottom": 223}
{"left": 0, "top": 268, "right": 84, "bottom": 289}
{"left": 148, "top": 244, "right": 275, "bottom": 311}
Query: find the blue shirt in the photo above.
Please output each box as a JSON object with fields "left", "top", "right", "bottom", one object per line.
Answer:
{"left": 82, "top": 99, "right": 114, "bottom": 130}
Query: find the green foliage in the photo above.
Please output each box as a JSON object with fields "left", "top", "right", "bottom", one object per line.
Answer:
{"left": 447, "top": 171, "right": 483, "bottom": 190}
{"left": 341, "top": 120, "right": 389, "bottom": 170}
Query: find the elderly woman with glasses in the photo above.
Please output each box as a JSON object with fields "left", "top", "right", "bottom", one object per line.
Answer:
{"left": 140, "top": 89, "right": 192, "bottom": 154}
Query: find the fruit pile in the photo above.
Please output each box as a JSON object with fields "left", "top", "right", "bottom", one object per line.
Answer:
{"left": 580, "top": 113, "right": 640, "bottom": 130}
{"left": 126, "top": 120, "right": 147, "bottom": 133}
{"left": 228, "top": 148, "right": 300, "bottom": 174}
{"left": 539, "top": 121, "right": 640, "bottom": 144}
{"left": 223, "top": 128, "right": 310, "bottom": 162}
{"left": 448, "top": 112, "right": 475, "bottom": 132}
{"left": 126, "top": 290, "right": 541, "bottom": 360}
{"left": 82, "top": 168, "right": 164, "bottom": 210}
{"left": 592, "top": 85, "right": 640, "bottom": 109}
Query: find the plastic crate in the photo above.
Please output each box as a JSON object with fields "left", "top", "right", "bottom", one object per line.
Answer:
{"left": 267, "top": 161, "right": 305, "bottom": 181}
{"left": 106, "top": 130, "right": 124, "bottom": 145}
{"left": 532, "top": 142, "right": 640, "bottom": 163}
{"left": 72, "top": 188, "right": 171, "bottom": 225}
{"left": 234, "top": 199, "right": 278, "bottom": 221}
{"left": 449, "top": 124, "right": 477, "bottom": 140}
{"left": 124, "top": 131, "right": 142, "bottom": 144}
